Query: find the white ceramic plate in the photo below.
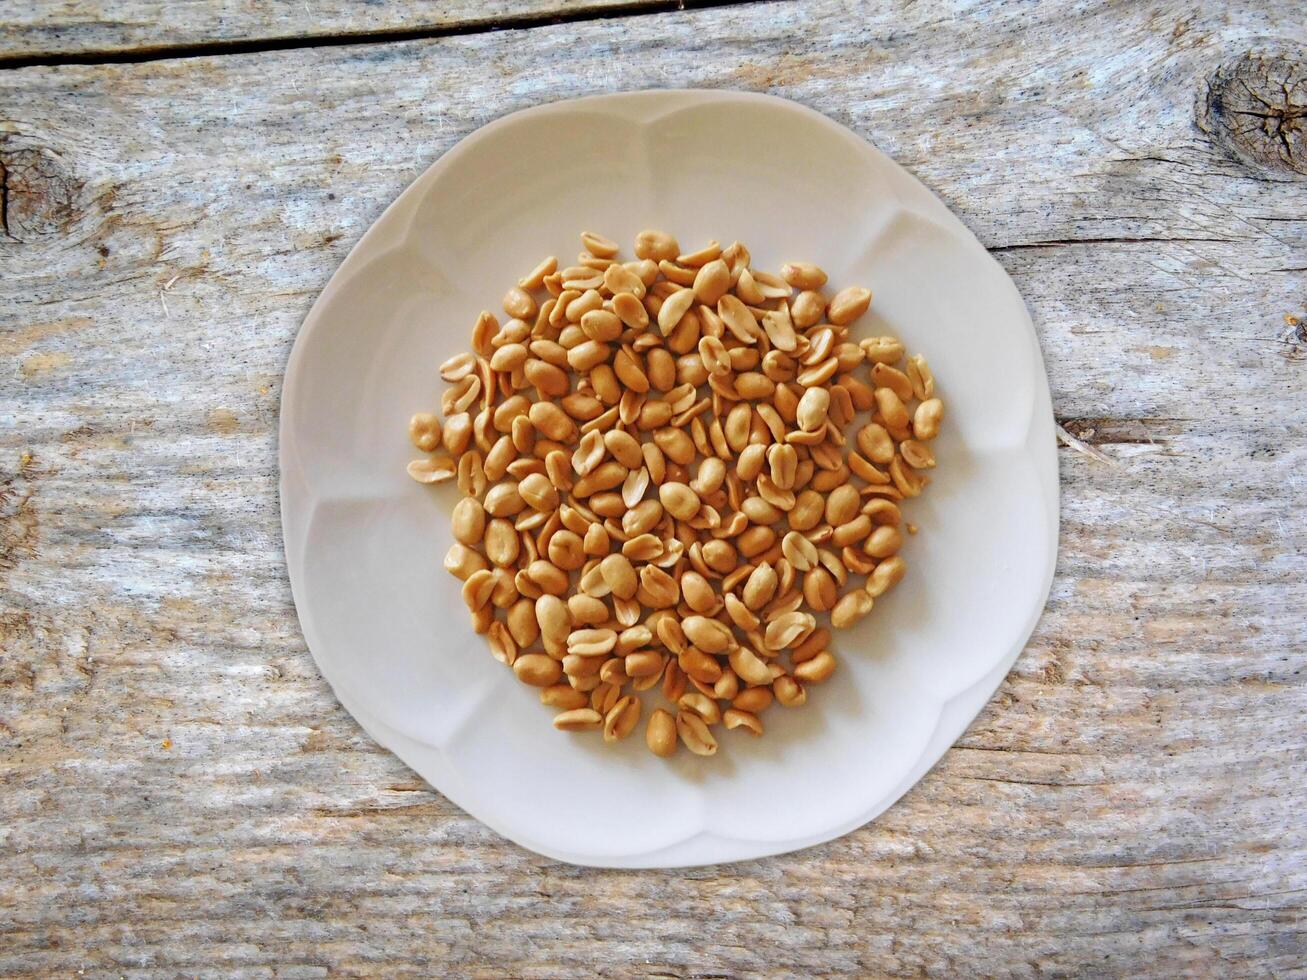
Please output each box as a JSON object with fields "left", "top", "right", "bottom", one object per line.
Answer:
{"left": 280, "top": 90, "right": 1059, "bottom": 868}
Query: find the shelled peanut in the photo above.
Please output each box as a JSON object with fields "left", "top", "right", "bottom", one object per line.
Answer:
{"left": 408, "top": 231, "right": 942, "bottom": 758}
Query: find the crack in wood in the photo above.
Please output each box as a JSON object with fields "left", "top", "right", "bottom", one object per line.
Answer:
{"left": 990, "top": 236, "right": 1238, "bottom": 252}
{"left": 0, "top": 0, "right": 763, "bottom": 70}
{"left": 0, "top": 155, "right": 11, "bottom": 239}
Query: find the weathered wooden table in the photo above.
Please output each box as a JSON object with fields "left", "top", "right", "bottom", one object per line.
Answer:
{"left": 2, "top": 1, "right": 1305, "bottom": 975}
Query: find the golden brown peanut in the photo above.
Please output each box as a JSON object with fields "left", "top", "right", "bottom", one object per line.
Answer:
{"left": 635, "top": 229, "right": 679, "bottom": 262}
{"left": 507, "top": 598, "right": 541, "bottom": 649}
{"left": 862, "top": 337, "right": 907, "bottom": 370}
{"left": 409, "top": 412, "right": 443, "bottom": 452}
{"left": 781, "top": 531, "right": 819, "bottom": 572}
{"left": 681, "top": 615, "right": 733, "bottom": 653}
{"left": 872, "top": 362, "right": 914, "bottom": 402}
{"left": 562, "top": 266, "right": 604, "bottom": 290}
{"left": 407, "top": 456, "right": 456, "bottom": 484}
{"left": 794, "top": 650, "right": 837, "bottom": 683}
{"left": 529, "top": 401, "right": 578, "bottom": 442}
{"left": 679, "top": 647, "right": 723, "bottom": 684}
{"left": 553, "top": 707, "right": 604, "bottom": 731}
{"left": 490, "top": 342, "right": 528, "bottom": 373}
{"left": 825, "top": 484, "right": 860, "bottom": 526}
{"left": 518, "top": 472, "right": 559, "bottom": 512}
{"left": 566, "top": 593, "right": 607, "bottom": 626}
{"left": 803, "top": 567, "right": 838, "bottom": 611}
{"left": 678, "top": 690, "right": 722, "bottom": 726}
{"left": 900, "top": 439, "right": 936, "bottom": 470}
{"left": 889, "top": 456, "right": 927, "bottom": 498}
{"left": 773, "top": 674, "right": 806, "bottom": 707}
{"left": 795, "top": 386, "right": 830, "bottom": 432}
{"left": 535, "top": 594, "right": 571, "bottom": 650}
{"left": 866, "top": 555, "right": 907, "bottom": 597}
{"left": 827, "top": 286, "right": 872, "bottom": 325}
{"left": 791, "top": 627, "right": 829, "bottom": 662}
{"left": 646, "top": 708, "right": 678, "bottom": 757}
{"left": 444, "top": 542, "right": 488, "bottom": 580}
{"left": 613, "top": 346, "right": 650, "bottom": 393}
{"left": 831, "top": 589, "right": 874, "bottom": 628}
{"left": 733, "top": 686, "right": 773, "bottom": 713}
{"left": 677, "top": 240, "right": 721, "bottom": 267}
{"left": 591, "top": 680, "right": 622, "bottom": 715}
{"left": 546, "top": 529, "right": 585, "bottom": 570}
{"left": 655, "top": 426, "right": 696, "bottom": 465}
{"left": 723, "top": 708, "right": 764, "bottom": 736}
{"left": 659, "top": 482, "right": 701, "bottom": 521}
{"left": 602, "top": 428, "right": 642, "bottom": 468}
{"left": 624, "top": 650, "right": 665, "bottom": 679}
{"left": 657, "top": 288, "right": 696, "bottom": 335}
{"left": 737, "top": 525, "right": 776, "bottom": 559}
{"left": 514, "top": 653, "right": 562, "bottom": 687}
{"left": 742, "top": 562, "right": 779, "bottom": 610}
{"left": 567, "top": 628, "right": 618, "bottom": 658}
{"left": 604, "top": 263, "right": 645, "bottom": 297}
{"left": 785, "top": 489, "right": 824, "bottom": 531}
{"left": 527, "top": 559, "right": 569, "bottom": 595}
{"left": 700, "top": 539, "right": 737, "bottom": 574}
{"left": 914, "top": 398, "right": 944, "bottom": 440}
{"left": 441, "top": 350, "right": 478, "bottom": 381}
{"left": 602, "top": 696, "right": 641, "bottom": 742}
{"left": 451, "top": 496, "right": 487, "bottom": 546}
{"left": 865, "top": 524, "right": 904, "bottom": 558}
{"left": 789, "top": 290, "right": 825, "bottom": 328}
{"left": 780, "top": 261, "right": 827, "bottom": 290}
{"left": 831, "top": 515, "right": 873, "bottom": 549}
{"left": 682, "top": 571, "right": 717, "bottom": 613}
{"left": 760, "top": 303, "right": 798, "bottom": 351}
{"left": 462, "top": 569, "right": 496, "bottom": 613}
{"left": 486, "top": 483, "right": 525, "bottom": 522}
{"left": 580, "top": 230, "right": 619, "bottom": 258}
{"left": 764, "top": 611, "right": 816, "bottom": 651}
{"left": 638, "top": 565, "right": 680, "bottom": 608}
{"left": 487, "top": 622, "right": 518, "bottom": 665}
{"left": 728, "top": 645, "right": 772, "bottom": 686}
{"left": 541, "top": 684, "right": 588, "bottom": 710}
{"left": 717, "top": 294, "right": 759, "bottom": 343}
{"left": 906, "top": 353, "right": 935, "bottom": 400}
{"left": 574, "top": 461, "right": 628, "bottom": 497}
{"left": 611, "top": 292, "right": 648, "bottom": 330}
{"left": 600, "top": 553, "right": 638, "bottom": 600}
{"left": 482, "top": 518, "right": 519, "bottom": 567}
{"left": 713, "top": 668, "right": 741, "bottom": 702}
{"left": 676, "top": 711, "right": 718, "bottom": 756}
{"left": 863, "top": 498, "right": 903, "bottom": 526}
{"left": 693, "top": 259, "right": 731, "bottom": 305}
{"left": 520, "top": 255, "right": 558, "bottom": 290}
{"left": 724, "top": 593, "right": 759, "bottom": 631}
{"left": 856, "top": 422, "right": 896, "bottom": 465}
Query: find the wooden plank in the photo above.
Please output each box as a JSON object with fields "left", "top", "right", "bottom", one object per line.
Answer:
{"left": 0, "top": 0, "right": 671, "bottom": 62}
{"left": 2, "top": 0, "right": 1306, "bottom": 975}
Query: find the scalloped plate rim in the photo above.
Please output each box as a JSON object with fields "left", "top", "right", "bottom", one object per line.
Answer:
{"left": 279, "top": 88, "right": 1060, "bottom": 868}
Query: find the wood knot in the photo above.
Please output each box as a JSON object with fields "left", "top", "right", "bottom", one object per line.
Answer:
{"left": 0, "top": 132, "right": 84, "bottom": 243}
{"left": 1198, "top": 49, "right": 1307, "bottom": 177}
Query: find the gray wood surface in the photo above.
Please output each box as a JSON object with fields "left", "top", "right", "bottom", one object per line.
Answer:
{"left": 0, "top": 0, "right": 667, "bottom": 62}
{"left": 2, "top": 0, "right": 1305, "bottom": 976}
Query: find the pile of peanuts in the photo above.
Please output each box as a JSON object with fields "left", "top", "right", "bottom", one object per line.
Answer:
{"left": 406, "top": 230, "right": 942, "bottom": 758}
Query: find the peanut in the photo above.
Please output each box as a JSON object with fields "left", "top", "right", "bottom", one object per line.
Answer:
{"left": 410, "top": 230, "right": 941, "bottom": 758}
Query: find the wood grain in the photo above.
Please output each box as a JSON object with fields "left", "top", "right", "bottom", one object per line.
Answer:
{"left": 0, "top": 0, "right": 674, "bottom": 62}
{"left": 2, "top": 0, "right": 1306, "bottom": 975}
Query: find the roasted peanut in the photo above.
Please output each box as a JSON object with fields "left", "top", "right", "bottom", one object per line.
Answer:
{"left": 414, "top": 230, "right": 940, "bottom": 756}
